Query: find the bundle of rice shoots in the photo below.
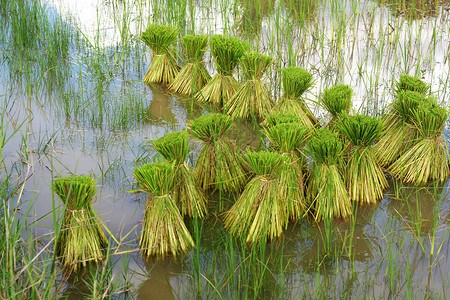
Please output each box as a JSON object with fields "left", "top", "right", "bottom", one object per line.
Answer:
{"left": 395, "top": 74, "right": 431, "bottom": 95}
{"left": 320, "top": 84, "right": 353, "bottom": 125}
{"left": 52, "top": 176, "right": 108, "bottom": 272}
{"left": 336, "top": 115, "right": 387, "bottom": 204}
{"left": 151, "top": 131, "right": 207, "bottom": 218}
{"left": 275, "top": 66, "right": 318, "bottom": 127}
{"left": 261, "top": 112, "right": 300, "bottom": 127}
{"left": 306, "top": 128, "right": 351, "bottom": 222}
{"left": 188, "top": 113, "right": 248, "bottom": 192}
{"left": 389, "top": 102, "right": 449, "bottom": 185}
{"left": 226, "top": 51, "right": 274, "bottom": 119}
{"left": 168, "top": 34, "right": 211, "bottom": 95}
{"left": 133, "top": 162, "right": 194, "bottom": 258}
{"left": 141, "top": 25, "right": 180, "bottom": 85}
{"left": 263, "top": 122, "right": 310, "bottom": 219}
{"left": 195, "top": 35, "right": 249, "bottom": 107}
{"left": 224, "top": 150, "right": 288, "bottom": 244}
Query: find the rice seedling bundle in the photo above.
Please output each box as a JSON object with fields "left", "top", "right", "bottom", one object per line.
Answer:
{"left": 151, "top": 131, "right": 207, "bottom": 218}
{"left": 261, "top": 112, "right": 299, "bottom": 127}
{"left": 226, "top": 51, "right": 274, "bottom": 119}
{"left": 188, "top": 113, "right": 248, "bottom": 192}
{"left": 224, "top": 150, "right": 288, "bottom": 244}
{"left": 305, "top": 128, "right": 351, "bottom": 222}
{"left": 141, "top": 25, "right": 180, "bottom": 85}
{"left": 389, "top": 102, "right": 449, "bottom": 185}
{"left": 133, "top": 162, "right": 194, "bottom": 258}
{"left": 320, "top": 84, "right": 353, "bottom": 125}
{"left": 336, "top": 115, "right": 387, "bottom": 204}
{"left": 275, "top": 66, "right": 318, "bottom": 127}
{"left": 263, "top": 122, "right": 310, "bottom": 219}
{"left": 52, "top": 176, "right": 108, "bottom": 272}
{"left": 168, "top": 34, "right": 211, "bottom": 95}
{"left": 395, "top": 74, "right": 431, "bottom": 95}
{"left": 195, "top": 35, "right": 249, "bottom": 107}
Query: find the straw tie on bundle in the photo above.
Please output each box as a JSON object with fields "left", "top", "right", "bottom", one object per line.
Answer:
{"left": 306, "top": 128, "right": 351, "bottom": 222}
{"left": 141, "top": 25, "right": 180, "bottom": 85}
{"left": 168, "top": 34, "right": 211, "bottom": 96}
{"left": 52, "top": 176, "right": 108, "bottom": 272}
{"left": 320, "top": 84, "right": 353, "bottom": 128}
{"left": 188, "top": 113, "right": 248, "bottom": 192}
{"left": 150, "top": 131, "right": 207, "bottom": 218}
{"left": 273, "top": 66, "right": 318, "bottom": 127}
{"left": 133, "top": 162, "right": 194, "bottom": 258}
{"left": 195, "top": 35, "right": 249, "bottom": 107}
{"left": 226, "top": 51, "right": 274, "bottom": 119}
{"left": 263, "top": 122, "right": 310, "bottom": 219}
{"left": 224, "top": 150, "right": 288, "bottom": 244}
{"left": 336, "top": 115, "right": 387, "bottom": 205}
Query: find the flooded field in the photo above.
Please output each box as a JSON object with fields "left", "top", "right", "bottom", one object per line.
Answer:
{"left": 2, "top": 0, "right": 450, "bottom": 298}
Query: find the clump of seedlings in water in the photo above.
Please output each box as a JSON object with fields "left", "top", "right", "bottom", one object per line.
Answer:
{"left": 389, "top": 101, "right": 449, "bottom": 185}
{"left": 274, "top": 66, "right": 318, "bottom": 127}
{"left": 52, "top": 176, "right": 108, "bottom": 272}
{"left": 262, "top": 112, "right": 299, "bottom": 127}
{"left": 320, "top": 84, "right": 353, "bottom": 127}
{"left": 336, "top": 115, "right": 387, "bottom": 204}
{"left": 263, "top": 122, "right": 310, "bottom": 219}
{"left": 226, "top": 51, "right": 274, "bottom": 119}
{"left": 168, "top": 34, "right": 211, "bottom": 96}
{"left": 306, "top": 128, "right": 351, "bottom": 222}
{"left": 395, "top": 74, "right": 431, "bottom": 95}
{"left": 133, "top": 162, "right": 194, "bottom": 258}
{"left": 141, "top": 24, "right": 180, "bottom": 85}
{"left": 195, "top": 35, "right": 249, "bottom": 107}
{"left": 151, "top": 131, "right": 207, "bottom": 218}
{"left": 224, "top": 150, "right": 287, "bottom": 244}
{"left": 188, "top": 113, "right": 248, "bottom": 192}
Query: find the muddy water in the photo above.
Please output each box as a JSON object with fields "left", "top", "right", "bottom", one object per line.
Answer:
{"left": 3, "top": 0, "right": 450, "bottom": 298}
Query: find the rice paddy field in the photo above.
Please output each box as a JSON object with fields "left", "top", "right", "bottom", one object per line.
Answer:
{"left": 3, "top": 0, "right": 450, "bottom": 298}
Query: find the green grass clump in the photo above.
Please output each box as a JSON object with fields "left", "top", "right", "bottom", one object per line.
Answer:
{"left": 133, "top": 162, "right": 194, "bottom": 258}
{"left": 263, "top": 123, "right": 310, "bottom": 219}
{"left": 275, "top": 67, "right": 318, "bottom": 127}
{"left": 320, "top": 84, "right": 353, "bottom": 123}
{"left": 395, "top": 74, "right": 431, "bottom": 95}
{"left": 141, "top": 25, "right": 180, "bottom": 85}
{"left": 305, "top": 128, "right": 351, "bottom": 221}
{"left": 52, "top": 176, "right": 108, "bottom": 272}
{"left": 151, "top": 131, "right": 207, "bottom": 218}
{"left": 224, "top": 150, "right": 288, "bottom": 244}
{"left": 195, "top": 35, "right": 249, "bottom": 107}
{"left": 226, "top": 51, "right": 274, "bottom": 119}
{"left": 336, "top": 115, "right": 387, "bottom": 204}
{"left": 261, "top": 112, "right": 299, "bottom": 127}
{"left": 188, "top": 113, "right": 248, "bottom": 192}
{"left": 168, "top": 34, "right": 211, "bottom": 95}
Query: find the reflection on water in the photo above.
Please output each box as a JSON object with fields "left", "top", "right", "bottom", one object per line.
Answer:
{"left": 283, "top": 0, "right": 318, "bottom": 24}
{"left": 146, "top": 83, "right": 178, "bottom": 126}
{"left": 237, "top": 0, "right": 275, "bottom": 38}
{"left": 383, "top": 0, "right": 450, "bottom": 18}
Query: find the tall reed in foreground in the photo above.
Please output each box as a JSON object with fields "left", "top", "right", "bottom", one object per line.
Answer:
{"left": 224, "top": 150, "right": 288, "bottom": 244}
{"left": 52, "top": 176, "right": 108, "bottom": 272}
{"left": 337, "top": 115, "right": 387, "bottom": 204}
{"left": 226, "top": 51, "right": 274, "bottom": 119}
{"left": 133, "top": 162, "right": 194, "bottom": 258}
{"left": 141, "top": 24, "right": 180, "bottom": 85}
{"left": 168, "top": 34, "right": 211, "bottom": 95}
{"left": 306, "top": 128, "right": 351, "bottom": 221}
{"left": 195, "top": 35, "right": 249, "bottom": 107}
{"left": 188, "top": 113, "right": 248, "bottom": 192}
{"left": 150, "top": 131, "right": 207, "bottom": 218}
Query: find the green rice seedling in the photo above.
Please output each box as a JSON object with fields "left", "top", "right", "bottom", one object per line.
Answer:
{"left": 141, "top": 24, "right": 180, "bottom": 85}
{"left": 224, "top": 150, "right": 288, "bottom": 244}
{"left": 168, "top": 34, "right": 211, "bottom": 96}
{"left": 150, "top": 131, "right": 207, "bottom": 218}
{"left": 336, "top": 115, "right": 388, "bottom": 205}
{"left": 389, "top": 102, "right": 449, "bottom": 185}
{"left": 226, "top": 51, "right": 274, "bottom": 119}
{"left": 52, "top": 176, "right": 108, "bottom": 272}
{"left": 394, "top": 74, "right": 431, "bottom": 95}
{"left": 133, "top": 162, "right": 194, "bottom": 258}
{"left": 263, "top": 122, "right": 310, "bottom": 219}
{"left": 320, "top": 84, "right": 353, "bottom": 126}
{"left": 195, "top": 34, "right": 249, "bottom": 107}
{"left": 274, "top": 66, "right": 318, "bottom": 127}
{"left": 188, "top": 113, "right": 248, "bottom": 192}
{"left": 305, "top": 128, "right": 351, "bottom": 222}
{"left": 261, "top": 112, "right": 300, "bottom": 127}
